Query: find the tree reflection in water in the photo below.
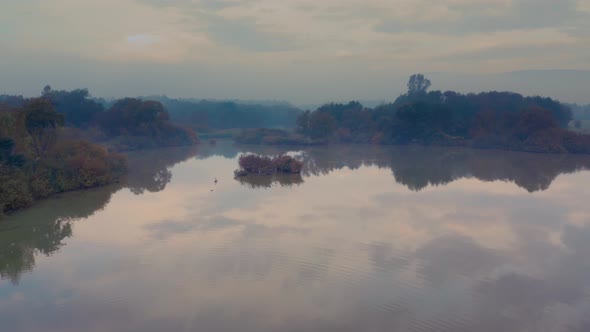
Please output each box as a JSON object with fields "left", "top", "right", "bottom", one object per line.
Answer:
{"left": 4, "top": 143, "right": 590, "bottom": 283}
{"left": 0, "top": 186, "right": 117, "bottom": 283}
{"left": 0, "top": 146, "right": 198, "bottom": 283}
{"left": 236, "top": 173, "right": 304, "bottom": 189}
{"left": 229, "top": 144, "right": 590, "bottom": 192}
{"left": 294, "top": 145, "right": 590, "bottom": 193}
{"left": 124, "top": 146, "right": 198, "bottom": 194}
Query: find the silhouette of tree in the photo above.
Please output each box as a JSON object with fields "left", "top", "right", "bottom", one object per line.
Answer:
{"left": 407, "top": 74, "right": 432, "bottom": 95}
{"left": 43, "top": 87, "right": 104, "bottom": 127}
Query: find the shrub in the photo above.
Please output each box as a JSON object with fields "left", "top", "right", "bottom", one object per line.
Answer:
{"left": 272, "top": 154, "right": 303, "bottom": 173}
{"left": 0, "top": 165, "right": 33, "bottom": 214}
{"left": 237, "top": 154, "right": 303, "bottom": 175}
{"left": 47, "top": 140, "right": 127, "bottom": 191}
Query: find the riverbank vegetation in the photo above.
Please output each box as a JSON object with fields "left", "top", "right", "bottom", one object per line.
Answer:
{"left": 0, "top": 87, "right": 202, "bottom": 215}
{"left": 2, "top": 87, "right": 199, "bottom": 152}
{"left": 0, "top": 98, "right": 126, "bottom": 215}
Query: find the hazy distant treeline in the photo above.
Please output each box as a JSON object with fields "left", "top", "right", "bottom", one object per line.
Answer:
{"left": 140, "top": 96, "right": 301, "bottom": 131}
{"left": 93, "top": 95, "right": 301, "bottom": 131}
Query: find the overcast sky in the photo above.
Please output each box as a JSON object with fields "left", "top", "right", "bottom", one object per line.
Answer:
{"left": 1, "top": 0, "right": 590, "bottom": 104}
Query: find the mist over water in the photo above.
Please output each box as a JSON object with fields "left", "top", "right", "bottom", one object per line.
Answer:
{"left": 2, "top": 142, "right": 590, "bottom": 331}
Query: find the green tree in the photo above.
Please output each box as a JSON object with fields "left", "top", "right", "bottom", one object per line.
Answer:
{"left": 43, "top": 86, "right": 104, "bottom": 127}
{"left": 23, "top": 98, "right": 64, "bottom": 159}
{"left": 0, "top": 138, "right": 25, "bottom": 167}
{"left": 407, "top": 74, "right": 431, "bottom": 95}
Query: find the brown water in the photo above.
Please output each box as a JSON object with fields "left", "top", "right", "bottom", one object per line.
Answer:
{"left": 2, "top": 142, "right": 590, "bottom": 332}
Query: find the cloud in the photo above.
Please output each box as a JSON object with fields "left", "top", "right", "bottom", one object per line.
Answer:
{"left": 375, "top": 0, "right": 583, "bottom": 35}
{"left": 204, "top": 15, "right": 295, "bottom": 52}
{"left": 127, "top": 34, "right": 160, "bottom": 45}
{"left": 1, "top": 0, "right": 590, "bottom": 103}
{"left": 578, "top": 0, "right": 590, "bottom": 13}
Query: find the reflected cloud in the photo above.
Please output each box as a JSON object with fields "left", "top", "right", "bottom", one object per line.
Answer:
{"left": 145, "top": 216, "right": 243, "bottom": 240}
{"left": 415, "top": 235, "right": 505, "bottom": 285}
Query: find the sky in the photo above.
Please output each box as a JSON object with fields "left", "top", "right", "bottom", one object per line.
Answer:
{"left": 1, "top": 0, "right": 590, "bottom": 104}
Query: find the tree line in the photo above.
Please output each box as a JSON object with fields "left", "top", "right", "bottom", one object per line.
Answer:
{"left": 287, "top": 74, "right": 590, "bottom": 154}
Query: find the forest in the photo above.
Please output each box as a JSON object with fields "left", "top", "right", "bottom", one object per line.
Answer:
{"left": 0, "top": 88, "right": 199, "bottom": 215}
{"left": 242, "top": 75, "right": 590, "bottom": 154}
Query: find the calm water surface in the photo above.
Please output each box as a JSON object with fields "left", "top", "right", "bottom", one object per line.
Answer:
{"left": 2, "top": 142, "right": 590, "bottom": 332}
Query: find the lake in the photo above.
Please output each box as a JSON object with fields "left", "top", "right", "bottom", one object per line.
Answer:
{"left": 2, "top": 141, "right": 590, "bottom": 332}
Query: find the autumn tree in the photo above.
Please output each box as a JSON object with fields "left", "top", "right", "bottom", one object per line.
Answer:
{"left": 309, "top": 112, "right": 337, "bottom": 139}
{"left": 513, "top": 107, "right": 559, "bottom": 140}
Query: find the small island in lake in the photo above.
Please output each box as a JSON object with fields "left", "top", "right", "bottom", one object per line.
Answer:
{"left": 234, "top": 154, "right": 303, "bottom": 177}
